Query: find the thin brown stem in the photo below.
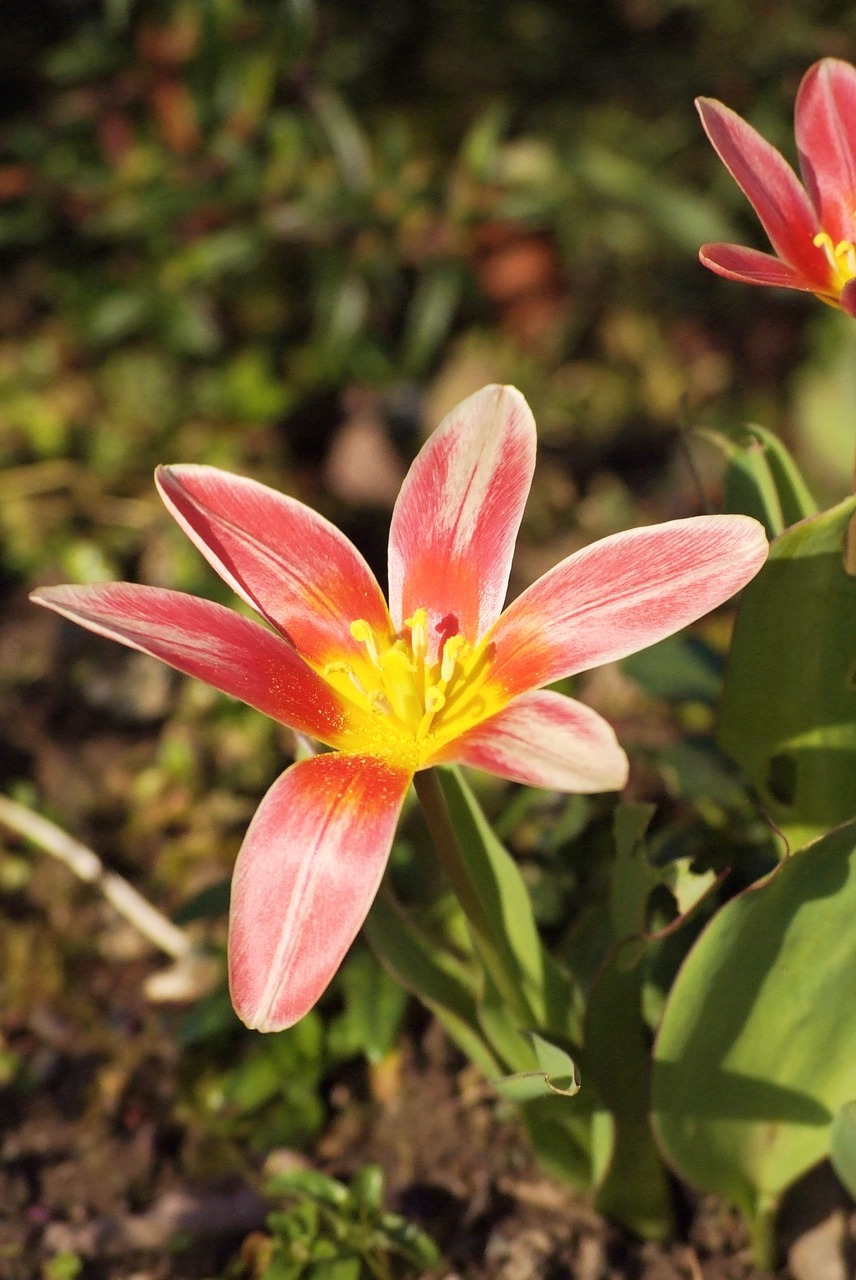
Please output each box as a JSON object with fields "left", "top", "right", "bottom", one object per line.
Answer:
{"left": 0, "top": 795, "right": 192, "bottom": 960}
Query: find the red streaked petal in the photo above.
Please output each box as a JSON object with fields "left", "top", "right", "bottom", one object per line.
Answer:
{"left": 388, "top": 385, "right": 536, "bottom": 651}
{"left": 699, "top": 242, "right": 823, "bottom": 292}
{"left": 432, "top": 689, "right": 628, "bottom": 793}
{"left": 795, "top": 58, "right": 856, "bottom": 245}
{"left": 696, "top": 97, "right": 829, "bottom": 289}
{"left": 487, "top": 515, "right": 768, "bottom": 697}
{"left": 228, "top": 753, "right": 411, "bottom": 1031}
{"left": 30, "top": 583, "right": 362, "bottom": 747}
{"left": 156, "top": 465, "right": 391, "bottom": 668}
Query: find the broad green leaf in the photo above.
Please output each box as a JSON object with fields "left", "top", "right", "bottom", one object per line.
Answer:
{"left": 718, "top": 496, "right": 856, "bottom": 849}
{"left": 520, "top": 1093, "right": 596, "bottom": 1189}
{"left": 653, "top": 818, "right": 856, "bottom": 1246}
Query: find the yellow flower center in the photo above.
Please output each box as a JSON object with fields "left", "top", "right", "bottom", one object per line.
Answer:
{"left": 813, "top": 230, "right": 856, "bottom": 295}
{"left": 322, "top": 607, "right": 501, "bottom": 769}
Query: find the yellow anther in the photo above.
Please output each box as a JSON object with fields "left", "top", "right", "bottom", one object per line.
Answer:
{"left": 425, "top": 686, "right": 446, "bottom": 713}
{"left": 367, "top": 689, "right": 392, "bottom": 714}
{"left": 378, "top": 646, "right": 420, "bottom": 723}
{"left": 350, "top": 618, "right": 381, "bottom": 667}
{"left": 813, "top": 229, "right": 856, "bottom": 290}
{"left": 440, "top": 634, "right": 469, "bottom": 684}
{"left": 324, "top": 658, "right": 370, "bottom": 699}
{"left": 404, "top": 608, "right": 429, "bottom": 663}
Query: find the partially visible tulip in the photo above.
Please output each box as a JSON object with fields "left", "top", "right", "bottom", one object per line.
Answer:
{"left": 697, "top": 58, "right": 856, "bottom": 315}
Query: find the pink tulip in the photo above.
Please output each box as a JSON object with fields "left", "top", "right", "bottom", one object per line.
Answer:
{"left": 31, "top": 386, "right": 768, "bottom": 1030}
{"left": 697, "top": 58, "right": 856, "bottom": 315}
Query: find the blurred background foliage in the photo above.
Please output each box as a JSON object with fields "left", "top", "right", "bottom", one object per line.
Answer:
{"left": 4, "top": 0, "right": 856, "bottom": 1270}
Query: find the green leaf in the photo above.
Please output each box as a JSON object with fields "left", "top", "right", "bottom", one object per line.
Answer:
{"left": 349, "top": 1164, "right": 384, "bottom": 1211}
{"left": 699, "top": 424, "right": 816, "bottom": 539}
{"left": 622, "top": 633, "right": 723, "bottom": 704}
{"left": 436, "top": 766, "right": 583, "bottom": 1041}
{"left": 653, "top": 818, "right": 856, "bottom": 1252}
{"left": 266, "top": 1169, "right": 351, "bottom": 1209}
{"left": 364, "top": 888, "right": 503, "bottom": 1077}
{"left": 609, "top": 802, "right": 657, "bottom": 938}
{"left": 830, "top": 1101, "right": 856, "bottom": 1198}
{"left": 304, "top": 1259, "right": 361, "bottom": 1280}
{"left": 519, "top": 1094, "right": 595, "bottom": 1190}
{"left": 718, "top": 496, "right": 856, "bottom": 849}
{"left": 494, "top": 1031, "right": 581, "bottom": 1101}
{"left": 399, "top": 264, "right": 462, "bottom": 376}
{"left": 583, "top": 805, "right": 674, "bottom": 1240}
{"left": 329, "top": 946, "right": 407, "bottom": 1064}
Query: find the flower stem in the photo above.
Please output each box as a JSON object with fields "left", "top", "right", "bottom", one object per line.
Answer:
{"left": 413, "top": 768, "right": 536, "bottom": 1029}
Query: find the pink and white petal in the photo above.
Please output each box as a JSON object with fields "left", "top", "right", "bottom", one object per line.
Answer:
{"left": 228, "top": 753, "right": 412, "bottom": 1031}
{"left": 696, "top": 97, "right": 830, "bottom": 289}
{"left": 388, "top": 385, "right": 536, "bottom": 652}
{"left": 30, "top": 583, "right": 364, "bottom": 748}
{"left": 486, "top": 514, "right": 768, "bottom": 697}
{"left": 699, "top": 242, "right": 823, "bottom": 292}
{"left": 433, "top": 689, "right": 628, "bottom": 793}
{"left": 156, "top": 465, "right": 391, "bottom": 668}
{"left": 795, "top": 58, "right": 856, "bottom": 245}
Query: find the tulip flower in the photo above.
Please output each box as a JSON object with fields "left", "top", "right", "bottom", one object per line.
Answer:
{"left": 31, "top": 386, "right": 767, "bottom": 1031}
{"left": 697, "top": 58, "right": 856, "bottom": 315}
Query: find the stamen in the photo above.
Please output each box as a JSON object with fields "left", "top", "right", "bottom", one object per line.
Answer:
{"left": 813, "top": 230, "right": 856, "bottom": 289}
{"left": 367, "top": 689, "right": 392, "bottom": 714}
{"left": 440, "top": 634, "right": 469, "bottom": 684}
{"left": 350, "top": 618, "right": 382, "bottom": 668}
{"left": 425, "top": 686, "right": 446, "bottom": 713}
{"left": 326, "top": 606, "right": 494, "bottom": 754}
{"left": 324, "top": 659, "right": 372, "bottom": 700}
{"left": 378, "top": 646, "right": 420, "bottom": 724}
{"left": 404, "top": 608, "right": 429, "bottom": 664}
